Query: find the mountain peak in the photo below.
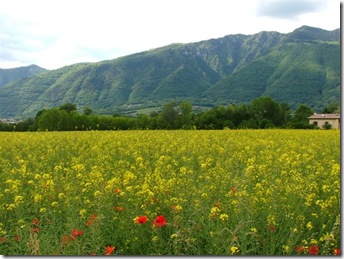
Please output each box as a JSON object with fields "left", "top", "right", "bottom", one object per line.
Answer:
{"left": 286, "top": 25, "right": 340, "bottom": 42}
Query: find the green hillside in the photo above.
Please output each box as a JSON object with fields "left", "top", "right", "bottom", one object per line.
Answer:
{"left": 0, "top": 26, "right": 339, "bottom": 118}
{"left": 0, "top": 64, "right": 46, "bottom": 87}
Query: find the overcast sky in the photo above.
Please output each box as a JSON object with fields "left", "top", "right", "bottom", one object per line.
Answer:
{"left": 0, "top": 0, "right": 340, "bottom": 70}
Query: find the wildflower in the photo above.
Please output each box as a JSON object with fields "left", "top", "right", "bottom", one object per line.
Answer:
{"left": 62, "top": 234, "right": 72, "bottom": 245}
{"left": 71, "top": 229, "right": 83, "bottom": 238}
{"left": 114, "top": 188, "right": 121, "bottom": 194}
{"left": 171, "top": 204, "right": 183, "bottom": 212}
{"left": 105, "top": 246, "right": 115, "bottom": 255}
{"left": 219, "top": 213, "right": 229, "bottom": 221}
{"left": 295, "top": 245, "right": 305, "bottom": 253}
{"left": 282, "top": 245, "right": 290, "bottom": 253}
{"left": 250, "top": 227, "right": 257, "bottom": 233}
{"left": 94, "top": 191, "right": 101, "bottom": 197}
{"left": 230, "top": 246, "right": 240, "bottom": 254}
{"left": 170, "top": 233, "right": 178, "bottom": 239}
{"left": 116, "top": 206, "right": 124, "bottom": 211}
{"left": 306, "top": 221, "right": 313, "bottom": 230}
{"left": 308, "top": 245, "right": 319, "bottom": 255}
{"left": 86, "top": 214, "right": 97, "bottom": 226}
{"left": 135, "top": 215, "right": 148, "bottom": 224}
{"left": 231, "top": 187, "right": 237, "bottom": 194}
{"left": 268, "top": 225, "right": 276, "bottom": 233}
{"left": 152, "top": 215, "right": 167, "bottom": 227}
{"left": 334, "top": 248, "right": 340, "bottom": 255}
{"left": 31, "top": 227, "right": 39, "bottom": 233}
{"left": 79, "top": 209, "right": 87, "bottom": 217}
{"left": 15, "top": 235, "right": 21, "bottom": 241}
{"left": 32, "top": 218, "right": 39, "bottom": 226}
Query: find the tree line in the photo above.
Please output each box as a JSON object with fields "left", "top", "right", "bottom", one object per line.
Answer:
{"left": 0, "top": 96, "right": 340, "bottom": 131}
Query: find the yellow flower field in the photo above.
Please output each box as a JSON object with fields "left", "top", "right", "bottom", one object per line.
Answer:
{"left": 0, "top": 130, "right": 340, "bottom": 255}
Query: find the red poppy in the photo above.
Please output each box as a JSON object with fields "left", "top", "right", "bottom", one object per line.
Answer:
{"left": 116, "top": 206, "right": 124, "bottom": 211}
{"left": 31, "top": 227, "right": 39, "bottom": 233}
{"left": 114, "top": 188, "right": 121, "bottom": 194}
{"left": 71, "top": 229, "right": 83, "bottom": 238}
{"left": 14, "top": 235, "right": 21, "bottom": 241}
{"left": 334, "top": 248, "right": 340, "bottom": 255}
{"left": 231, "top": 187, "right": 237, "bottom": 194}
{"left": 152, "top": 215, "right": 167, "bottom": 227}
{"left": 309, "top": 245, "right": 319, "bottom": 255}
{"left": 105, "top": 246, "right": 115, "bottom": 255}
{"left": 0, "top": 237, "right": 7, "bottom": 243}
{"left": 32, "top": 218, "right": 39, "bottom": 226}
{"left": 62, "top": 235, "right": 73, "bottom": 244}
{"left": 267, "top": 225, "right": 276, "bottom": 233}
{"left": 86, "top": 214, "right": 97, "bottom": 226}
{"left": 295, "top": 245, "right": 305, "bottom": 253}
{"left": 136, "top": 215, "right": 148, "bottom": 224}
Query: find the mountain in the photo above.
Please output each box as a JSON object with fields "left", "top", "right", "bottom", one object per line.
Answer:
{"left": 0, "top": 26, "right": 339, "bottom": 118}
{"left": 0, "top": 64, "right": 46, "bottom": 87}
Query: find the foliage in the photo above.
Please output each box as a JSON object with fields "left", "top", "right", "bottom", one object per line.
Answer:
{"left": 0, "top": 130, "right": 340, "bottom": 255}
{"left": 2, "top": 96, "right": 338, "bottom": 131}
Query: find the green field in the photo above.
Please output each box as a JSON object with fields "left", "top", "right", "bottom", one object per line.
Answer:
{"left": 0, "top": 130, "right": 340, "bottom": 255}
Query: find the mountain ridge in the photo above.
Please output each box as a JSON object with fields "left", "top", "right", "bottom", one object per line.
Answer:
{"left": 0, "top": 25, "right": 340, "bottom": 118}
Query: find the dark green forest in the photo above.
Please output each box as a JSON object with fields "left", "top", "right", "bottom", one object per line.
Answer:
{"left": 1, "top": 97, "right": 339, "bottom": 131}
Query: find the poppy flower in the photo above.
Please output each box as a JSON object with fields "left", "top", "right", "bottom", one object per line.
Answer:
{"left": 152, "top": 215, "right": 167, "bottom": 227}
{"left": 105, "top": 246, "right": 115, "bottom": 255}
{"left": 86, "top": 214, "right": 97, "bottom": 226}
{"left": 136, "top": 215, "right": 148, "bottom": 224}
{"left": 267, "top": 225, "right": 276, "bottom": 233}
{"left": 14, "top": 235, "right": 21, "bottom": 241}
{"left": 71, "top": 229, "right": 83, "bottom": 238}
{"left": 309, "top": 245, "right": 319, "bottom": 255}
{"left": 334, "top": 248, "right": 340, "bottom": 255}
{"left": 32, "top": 218, "right": 39, "bottom": 226}
{"left": 31, "top": 227, "right": 39, "bottom": 233}
{"left": 116, "top": 206, "right": 124, "bottom": 211}
{"left": 295, "top": 245, "right": 305, "bottom": 253}
{"left": 62, "top": 234, "right": 73, "bottom": 244}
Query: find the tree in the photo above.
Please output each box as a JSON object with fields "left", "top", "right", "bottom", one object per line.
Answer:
{"left": 59, "top": 103, "right": 77, "bottom": 114}
{"left": 37, "top": 108, "right": 63, "bottom": 131}
{"left": 322, "top": 102, "right": 340, "bottom": 114}
{"left": 179, "top": 100, "right": 193, "bottom": 129}
{"left": 83, "top": 107, "right": 93, "bottom": 116}
{"left": 250, "top": 96, "right": 283, "bottom": 128}
{"left": 289, "top": 104, "right": 314, "bottom": 129}
{"left": 160, "top": 101, "right": 178, "bottom": 129}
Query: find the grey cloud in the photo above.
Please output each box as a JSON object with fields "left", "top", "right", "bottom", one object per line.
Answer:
{"left": 256, "top": 0, "right": 328, "bottom": 19}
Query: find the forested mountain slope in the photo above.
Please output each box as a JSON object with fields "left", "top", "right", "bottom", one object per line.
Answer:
{"left": 0, "top": 25, "right": 339, "bottom": 118}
